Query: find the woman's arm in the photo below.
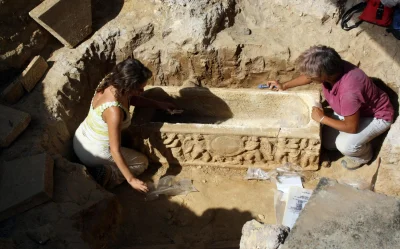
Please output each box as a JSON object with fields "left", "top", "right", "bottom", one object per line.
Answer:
{"left": 130, "top": 95, "right": 176, "bottom": 111}
{"left": 103, "top": 107, "right": 149, "bottom": 192}
{"left": 312, "top": 107, "right": 360, "bottom": 134}
{"left": 266, "top": 75, "right": 313, "bottom": 91}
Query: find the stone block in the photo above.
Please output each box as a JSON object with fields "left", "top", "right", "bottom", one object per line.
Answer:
{"left": 374, "top": 163, "right": 400, "bottom": 197}
{"left": 6, "top": 157, "right": 120, "bottom": 249}
{"left": 380, "top": 119, "right": 400, "bottom": 165}
{"left": 29, "top": 0, "right": 92, "bottom": 48}
{"left": 20, "top": 56, "right": 48, "bottom": 92}
{"left": 281, "top": 178, "right": 400, "bottom": 249}
{"left": 0, "top": 80, "right": 24, "bottom": 104}
{"left": 131, "top": 86, "right": 321, "bottom": 170}
{"left": 0, "top": 105, "right": 31, "bottom": 148}
{"left": 240, "top": 220, "right": 289, "bottom": 249}
{"left": 0, "top": 153, "right": 54, "bottom": 222}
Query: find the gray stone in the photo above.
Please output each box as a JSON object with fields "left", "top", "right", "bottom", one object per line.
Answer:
{"left": 0, "top": 153, "right": 54, "bottom": 221}
{"left": 0, "top": 105, "right": 31, "bottom": 148}
{"left": 29, "top": 0, "right": 92, "bottom": 48}
{"left": 240, "top": 219, "right": 290, "bottom": 249}
{"left": 281, "top": 178, "right": 400, "bottom": 249}
{"left": 20, "top": 56, "right": 48, "bottom": 92}
{"left": 0, "top": 80, "right": 25, "bottom": 104}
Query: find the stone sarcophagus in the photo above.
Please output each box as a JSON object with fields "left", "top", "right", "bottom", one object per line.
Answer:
{"left": 130, "top": 86, "right": 321, "bottom": 170}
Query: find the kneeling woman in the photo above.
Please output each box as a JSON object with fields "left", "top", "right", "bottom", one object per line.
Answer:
{"left": 266, "top": 45, "right": 394, "bottom": 169}
{"left": 74, "top": 59, "right": 175, "bottom": 192}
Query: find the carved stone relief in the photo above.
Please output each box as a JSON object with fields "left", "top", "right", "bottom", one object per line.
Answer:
{"left": 132, "top": 131, "right": 321, "bottom": 170}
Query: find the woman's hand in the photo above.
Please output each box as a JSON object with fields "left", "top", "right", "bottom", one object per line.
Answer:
{"left": 265, "top": 80, "right": 284, "bottom": 91}
{"left": 311, "top": 106, "right": 324, "bottom": 122}
{"left": 128, "top": 178, "right": 149, "bottom": 193}
{"left": 156, "top": 101, "right": 177, "bottom": 112}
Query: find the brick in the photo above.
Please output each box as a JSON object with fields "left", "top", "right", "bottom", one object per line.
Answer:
{"left": 0, "top": 153, "right": 54, "bottom": 222}
{"left": 29, "top": 0, "right": 92, "bottom": 48}
{"left": 0, "top": 80, "right": 24, "bottom": 104}
{"left": 20, "top": 56, "right": 48, "bottom": 92}
{"left": 0, "top": 105, "right": 31, "bottom": 148}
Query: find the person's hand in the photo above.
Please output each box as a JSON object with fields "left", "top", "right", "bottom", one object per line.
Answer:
{"left": 128, "top": 178, "right": 149, "bottom": 193}
{"left": 156, "top": 101, "right": 177, "bottom": 112}
{"left": 265, "top": 80, "right": 284, "bottom": 91}
{"left": 311, "top": 106, "right": 324, "bottom": 122}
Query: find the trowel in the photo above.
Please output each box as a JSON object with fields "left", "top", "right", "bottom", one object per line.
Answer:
{"left": 258, "top": 83, "right": 277, "bottom": 89}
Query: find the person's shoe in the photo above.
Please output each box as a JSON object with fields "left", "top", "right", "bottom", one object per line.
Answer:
{"left": 340, "top": 157, "right": 365, "bottom": 170}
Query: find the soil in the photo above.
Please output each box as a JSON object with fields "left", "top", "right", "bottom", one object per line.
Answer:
{"left": 109, "top": 165, "right": 276, "bottom": 248}
{"left": 108, "top": 149, "right": 381, "bottom": 248}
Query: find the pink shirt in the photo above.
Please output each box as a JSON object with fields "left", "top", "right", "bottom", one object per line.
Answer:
{"left": 323, "top": 61, "right": 394, "bottom": 122}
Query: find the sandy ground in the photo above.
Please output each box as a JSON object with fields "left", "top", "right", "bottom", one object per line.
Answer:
{"left": 108, "top": 147, "right": 381, "bottom": 248}
{"left": 110, "top": 165, "right": 276, "bottom": 248}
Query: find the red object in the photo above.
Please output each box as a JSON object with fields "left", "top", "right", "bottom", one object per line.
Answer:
{"left": 360, "top": 0, "right": 394, "bottom": 26}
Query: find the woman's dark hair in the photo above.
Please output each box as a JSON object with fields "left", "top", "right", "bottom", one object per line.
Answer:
{"left": 96, "top": 58, "right": 152, "bottom": 98}
{"left": 296, "top": 45, "right": 344, "bottom": 78}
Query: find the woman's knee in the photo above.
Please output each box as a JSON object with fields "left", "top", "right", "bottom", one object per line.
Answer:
{"left": 335, "top": 134, "right": 358, "bottom": 155}
{"left": 129, "top": 154, "right": 148, "bottom": 176}
{"left": 335, "top": 134, "right": 369, "bottom": 156}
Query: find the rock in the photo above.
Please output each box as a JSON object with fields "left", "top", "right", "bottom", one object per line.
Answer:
{"left": 29, "top": 0, "right": 92, "bottom": 48}
{"left": 0, "top": 105, "right": 31, "bottom": 148}
{"left": 257, "top": 214, "right": 265, "bottom": 220}
{"left": 202, "top": 179, "right": 207, "bottom": 183}
{"left": 281, "top": 178, "right": 400, "bottom": 249}
{"left": 239, "top": 220, "right": 290, "bottom": 249}
{"left": 0, "top": 153, "right": 54, "bottom": 222}
{"left": 19, "top": 56, "right": 48, "bottom": 92}
{"left": 5, "top": 156, "right": 120, "bottom": 249}
{"left": 380, "top": 120, "right": 400, "bottom": 166}
{"left": 374, "top": 163, "right": 400, "bottom": 197}
{"left": 243, "top": 28, "right": 252, "bottom": 35}
{"left": 0, "top": 1, "right": 49, "bottom": 72}
{"left": 0, "top": 80, "right": 25, "bottom": 104}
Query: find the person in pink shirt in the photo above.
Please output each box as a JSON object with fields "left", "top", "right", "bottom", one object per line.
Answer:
{"left": 266, "top": 45, "right": 394, "bottom": 170}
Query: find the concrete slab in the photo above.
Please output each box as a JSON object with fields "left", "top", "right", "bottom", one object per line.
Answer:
{"left": 281, "top": 178, "right": 400, "bottom": 249}
{"left": 19, "top": 56, "right": 48, "bottom": 92}
{"left": 29, "top": 0, "right": 92, "bottom": 48}
{"left": 0, "top": 80, "right": 24, "bottom": 104}
{"left": 0, "top": 153, "right": 54, "bottom": 221}
{"left": 0, "top": 105, "right": 31, "bottom": 148}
